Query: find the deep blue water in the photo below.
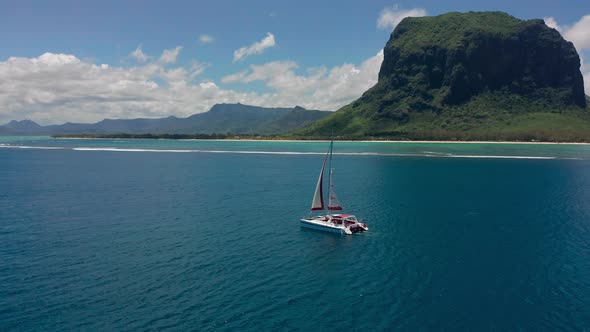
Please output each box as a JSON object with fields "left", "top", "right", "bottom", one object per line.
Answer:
{"left": 1, "top": 138, "right": 590, "bottom": 330}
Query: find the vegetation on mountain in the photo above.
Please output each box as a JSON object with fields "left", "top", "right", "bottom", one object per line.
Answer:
{"left": 294, "top": 12, "right": 590, "bottom": 141}
{"left": 0, "top": 104, "right": 329, "bottom": 136}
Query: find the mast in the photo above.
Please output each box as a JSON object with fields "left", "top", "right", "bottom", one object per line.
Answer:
{"left": 310, "top": 129, "right": 341, "bottom": 217}
{"left": 328, "top": 129, "right": 333, "bottom": 217}
{"left": 327, "top": 128, "right": 343, "bottom": 212}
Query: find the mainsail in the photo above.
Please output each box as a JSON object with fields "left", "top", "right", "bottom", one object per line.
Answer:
{"left": 327, "top": 168, "right": 343, "bottom": 211}
{"left": 310, "top": 153, "right": 328, "bottom": 211}
{"left": 310, "top": 133, "right": 344, "bottom": 212}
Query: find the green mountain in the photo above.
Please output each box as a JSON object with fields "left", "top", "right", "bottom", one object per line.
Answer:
{"left": 0, "top": 104, "right": 330, "bottom": 136}
{"left": 295, "top": 12, "right": 590, "bottom": 141}
{"left": 257, "top": 106, "right": 330, "bottom": 134}
{"left": 177, "top": 104, "right": 328, "bottom": 134}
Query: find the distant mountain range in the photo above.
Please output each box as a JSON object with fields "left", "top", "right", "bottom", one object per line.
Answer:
{"left": 0, "top": 103, "right": 330, "bottom": 136}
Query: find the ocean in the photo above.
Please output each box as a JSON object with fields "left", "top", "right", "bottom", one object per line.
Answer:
{"left": 1, "top": 137, "right": 590, "bottom": 331}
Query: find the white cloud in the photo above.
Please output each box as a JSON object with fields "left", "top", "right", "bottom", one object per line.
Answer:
{"left": 545, "top": 15, "right": 590, "bottom": 50}
{"left": 223, "top": 61, "right": 299, "bottom": 85}
{"left": 200, "top": 81, "right": 217, "bottom": 89}
{"left": 130, "top": 44, "right": 150, "bottom": 62}
{"left": 564, "top": 15, "right": 590, "bottom": 50}
{"left": 199, "top": 34, "right": 214, "bottom": 44}
{"left": 0, "top": 51, "right": 217, "bottom": 124}
{"left": 543, "top": 17, "right": 562, "bottom": 32}
{"left": 546, "top": 15, "right": 590, "bottom": 95}
{"left": 233, "top": 32, "right": 276, "bottom": 62}
{"left": 34, "top": 53, "right": 80, "bottom": 66}
{"left": 188, "top": 61, "right": 209, "bottom": 80}
{"left": 223, "top": 50, "right": 384, "bottom": 110}
{"left": 377, "top": 6, "right": 427, "bottom": 30}
{"left": 159, "top": 46, "right": 183, "bottom": 64}
{"left": 221, "top": 70, "right": 249, "bottom": 83}
{"left": 0, "top": 49, "right": 384, "bottom": 125}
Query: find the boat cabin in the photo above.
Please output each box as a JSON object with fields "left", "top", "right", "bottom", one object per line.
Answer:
{"left": 330, "top": 214, "right": 358, "bottom": 224}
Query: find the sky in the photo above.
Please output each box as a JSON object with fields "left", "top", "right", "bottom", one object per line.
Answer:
{"left": 0, "top": 0, "right": 589, "bottom": 125}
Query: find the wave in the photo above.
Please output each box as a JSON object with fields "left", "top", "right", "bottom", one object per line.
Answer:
{"left": 73, "top": 147, "right": 195, "bottom": 153}
{"left": 0, "top": 145, "right": 65, "bottom": 150}
{"left": 0, "top": 145, "right": 584, "bottom": 160}
{"left": 446, "top": 154, "right": 558, "bottom": 160}
{"left": 64, "top": 147, "right": 566, "bottom": 159}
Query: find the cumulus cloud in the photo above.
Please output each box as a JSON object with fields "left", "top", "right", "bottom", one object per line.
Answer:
{"left": 543, "top": 17, "right": 562, "bottom": 32}
{"left": 200, "top": 81, "right": 217, "bottom": 89}
{"left": 233, "top": 32, "right": 276, "bottom": 62}
{"left": 159, "top": 46, "right": 183, "bottom": 64}
{"left": 545, "top": 15, "right": 590, "bottom": 47}
{"left": 546, "top": 15, "right": 590, "bottom": 95}
{"left": 0, "top": 51, "right": 217, "bottom": 124}
{"left": 130, "top": 44, "right": 150, "bottom": 62}
{"left": 377, "top": 6, "right": 427, "bottom": 30}
{"left": 564, "top": 15, "right": 590, "bottom": 50}
{"left": 0, "top": 48, "right": 384, "bottom": 125}
{"left": 223, "top": 61, "right": 299, "bottom": 85}
{"left": 199, "top": 34, "right": 214, "bottom": 44}
{"left": 223, "top": 50, "right": 384, "bottom": 110}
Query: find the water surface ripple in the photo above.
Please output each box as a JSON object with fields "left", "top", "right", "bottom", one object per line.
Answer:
{"left": 1, "top": 139, "right": 589, "bottom": 331}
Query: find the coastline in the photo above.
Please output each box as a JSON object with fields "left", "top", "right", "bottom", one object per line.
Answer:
{"left": 51, "top": 136, "right": 590, "bottom": 145}
{"left": 191, "top": 139, "right": 590, "bottom": 145}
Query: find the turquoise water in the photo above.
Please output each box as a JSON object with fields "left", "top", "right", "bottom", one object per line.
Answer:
{"left": 2, "top": 136, "right": 590, "bottom": 159}
{"left": 1, "top": 137, "right": 590, "bottom": 330}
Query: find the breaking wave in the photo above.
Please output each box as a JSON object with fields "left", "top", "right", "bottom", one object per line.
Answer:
{"left": 0, "top": 144, "right": 583, "bottom": 160}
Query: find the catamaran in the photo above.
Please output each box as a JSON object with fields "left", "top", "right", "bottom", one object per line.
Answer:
{"left": 300, "top": 136, "right": 368, "bottom": 235}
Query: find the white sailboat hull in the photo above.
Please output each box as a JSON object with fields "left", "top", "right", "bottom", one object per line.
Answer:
{"left": 302, "top": 136, "right": 369, "bottom": 235}
{"left": 300, "top": 218, "right": 352, "bottom": 235}
{"left": 300, "top": 215, "right": 368, "bottom": 235}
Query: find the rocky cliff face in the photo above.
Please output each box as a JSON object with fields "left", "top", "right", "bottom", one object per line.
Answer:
{"left": 294, "top": 12, "right": 590, "bottom": 139}
{"left": 365, "top": 12, "right": 586, "bottom": 118}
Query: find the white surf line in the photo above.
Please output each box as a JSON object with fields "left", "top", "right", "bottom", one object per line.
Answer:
{"left": 71, "top": 147, "right": 325, "bottom": 155}
{"left": 71, "top": 148, "right": 415, "bottom": 157}
{"left": 0, "top": 145, "right": 65, "bottom": 150}
{"left": 205, "top": 150, "right": 323, "bottom": 155}
{"left": 69, "top": 147, "right": 572, "bottom": 159}
{"left": 447, "top": 154, "right": 556, "bottom": 160}
{"left": 1, "top": 145, "right": 585, "bottom": 160}
{"left": 72, "top": 147, "right": 194, "bottom": 153}
{"left": 337, "top": 152, "right": 559, "bottom": 159}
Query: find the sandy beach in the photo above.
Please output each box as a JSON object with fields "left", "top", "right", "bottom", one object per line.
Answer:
{"left": 179, "top": 139, "right": 590, "bottom": 145}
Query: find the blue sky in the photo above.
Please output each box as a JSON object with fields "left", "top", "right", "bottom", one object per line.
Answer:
{"left": 1, "top": 0, "right": 589, "bottom": 124}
